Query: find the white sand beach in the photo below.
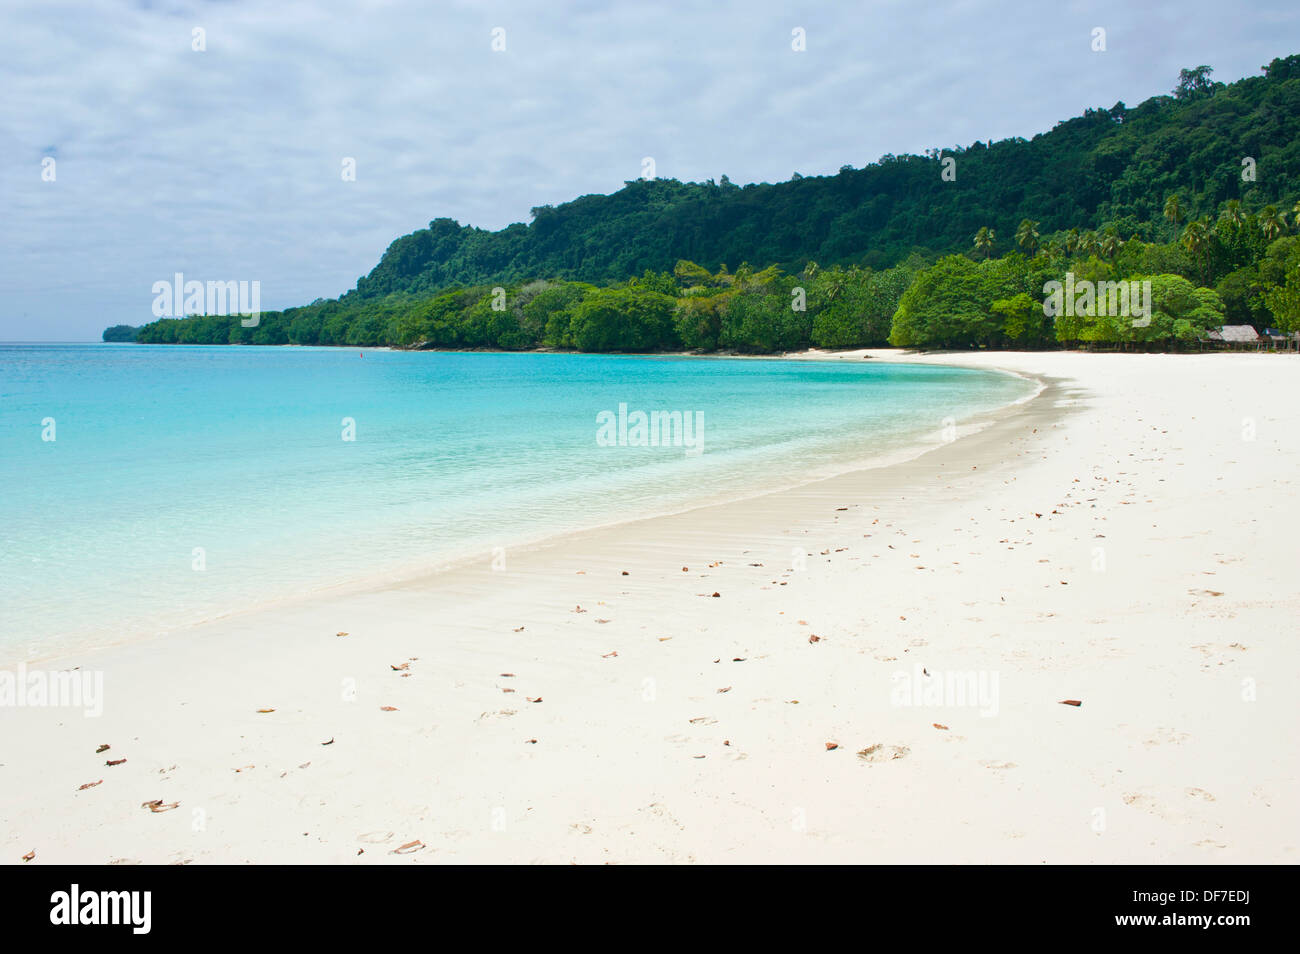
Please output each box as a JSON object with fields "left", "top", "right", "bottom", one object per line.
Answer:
{"left": 4, "top": 351, "right": 1297, "bottom": 864}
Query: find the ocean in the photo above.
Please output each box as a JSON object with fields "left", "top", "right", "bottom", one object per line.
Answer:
{"left": 0, "top": 344, "right": 1034, "bottom": 656}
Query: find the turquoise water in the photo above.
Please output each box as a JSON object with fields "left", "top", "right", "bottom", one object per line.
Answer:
{"left": 0, "top": 345, "right": 1033, "bottom": 656}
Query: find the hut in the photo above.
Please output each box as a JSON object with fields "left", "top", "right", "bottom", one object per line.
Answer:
{"left": 1218, "top": 325, "right": 1261, "bottom": 350}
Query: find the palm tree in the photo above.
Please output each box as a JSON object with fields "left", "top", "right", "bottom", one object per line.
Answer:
{"left": 1164, "top": 194, "right": 1185, "bottom": 228}
{"left": 973, "top": 227, "right": 995, "bottom": 260}
{"left": 1015, "top": 219, "right": 1040, "bottom": 256}
{"left": 1182, "top": 218, "right": 1211, "bottom": 284}
{"left": 1079, "top": 230, "right": 1101, "bottom": 258}
{"left": 1100, "top": 229, "right": 1123, "bottom": 260}
{"left": 1260, "top": 205, "right": 1287, "bottom": 241}
{"left": 1219, "top": 199, "right": 1246, "bottom": 233}
{"left": 823, "top": 267, "right": 847, "bottom": 302}
{"left": 1064, "top": 228, "right": 1080, "bottom": 256}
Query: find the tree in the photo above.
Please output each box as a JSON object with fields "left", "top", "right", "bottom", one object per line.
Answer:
{"left": 890, "top": 255, "right": 1018, "bottom": 348}
{"left": 1215, "top": 266, "right": 1269, "bottom": 326}
{"left": 1135, "top": 274, "right": 1223, "bottom": 344}
{"left": 523, "top": 282, "right": 591, "bottom": 349}
{"left": 570, "top": 287, "right": 677, "bottom": 352}
{"left": 1260, "top": 205, "right": 1287, "bottom": 241}
{"left": 672, "top": 260, "right": 713, "bottom": 289}
{"left": 991, "top": 293, "right": 1051, "bottom": 347}
{"left": 1174, "top": 65, "right": 1215, "bottom": 100}
{"left": 1264, "top": 257, "right": 1300, "bottom": 332}
{"left": 1219, "top": 199, "right": 1245, "bottom": 233}
{"left": 674, "top": 295, "right": 724, "bottom": 351}
{"left": 1100, "top": 229, "right": 1123, "bottom": 260}
{"left": 1164, "top": 194, "right": 1185, "bottom": 229}
{"left": 1016, "top": 219, "right": 1040, "bottom": 256}
{"left": 1182, "top": 219, "right": 1212, "bottom": 284}
{"left": 121, "top": 60, "right": 1300, "bottom": 355}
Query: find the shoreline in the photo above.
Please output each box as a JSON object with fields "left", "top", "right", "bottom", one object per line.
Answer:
{"left": 11, "top": 350, "right": 1039, "bottom": 667}
{"left": 3, "top": 351, "right": 1297, "bottom": 864}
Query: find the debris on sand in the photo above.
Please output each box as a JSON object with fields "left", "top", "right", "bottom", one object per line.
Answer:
{"left": 857, "top": 744, "right": 909, "bottom": 763}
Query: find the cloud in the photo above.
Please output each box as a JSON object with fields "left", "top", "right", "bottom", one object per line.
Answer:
{"left": 1, "top": 0, "right": 1295, "bottom": 339}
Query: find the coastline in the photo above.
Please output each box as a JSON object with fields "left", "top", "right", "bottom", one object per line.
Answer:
{"left": 8, "top": 349, "right": 1036, "bottom": 666}
{"left": 3, "top": 351, "right": 1297, "bottom": 864}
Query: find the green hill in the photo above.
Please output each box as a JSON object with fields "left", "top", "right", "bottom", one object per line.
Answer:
{"left": 348, "top": 57, "right": 1300, "bottom": 298}
{"left": 130, "top": 56, "right": 1300, "bottom": 352}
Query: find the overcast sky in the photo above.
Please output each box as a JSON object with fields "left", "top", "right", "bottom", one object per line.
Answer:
{"left": 2, "top": 0, "right": 1296, "bottom": 340}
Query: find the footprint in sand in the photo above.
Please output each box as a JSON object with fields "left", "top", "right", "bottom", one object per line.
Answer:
{"left": 639, "top": 802, "right": 686, "bottom": 831}
{"left": 1142, "top": 727, "right": 1190, "bottom": 747}
{"left": 358, "top": 830, "right": 394, "bottom": 844}
{"left": 1123, "top": 793, "right": 1176, "bottom": 820}
{"left": 1185, "top": 787, "right": 1215, "bottom": 801}
{"left": 858, "top": 744, "right": 910, "bottom": 763}
{"left": 979, "top": 760, "right": 1017, "bottom": 771}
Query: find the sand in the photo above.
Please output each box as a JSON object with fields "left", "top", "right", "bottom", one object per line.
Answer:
{"left": 3, "top": 350, "right": 1297, "bottom": 864}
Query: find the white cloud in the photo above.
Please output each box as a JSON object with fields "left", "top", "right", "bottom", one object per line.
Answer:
{"left": 0, "top": 0, "right": 1294, "bottom": 338}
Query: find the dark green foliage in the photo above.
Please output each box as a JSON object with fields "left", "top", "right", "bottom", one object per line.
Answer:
{"left": 122, "top": 58, "right": 1300, "bottom": 354}
{"left": 101, "top": 325, "right": 139, "bottom": 342}
{"left": 570, "top": 287, "right": 678, "bottom": 352}
{"left": 344, "top": 57, "right": 1300, "bottom": 300}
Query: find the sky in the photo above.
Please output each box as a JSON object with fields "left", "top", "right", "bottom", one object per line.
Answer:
{"left": 2, "top": 0, "right": 1297, "bottom": 340}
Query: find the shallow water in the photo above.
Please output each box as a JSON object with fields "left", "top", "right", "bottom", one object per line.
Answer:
{"left": 0, "top": 345, "right": 1034, "bottom": 654}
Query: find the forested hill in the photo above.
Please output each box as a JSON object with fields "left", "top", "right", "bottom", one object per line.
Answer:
{"left": 349, "top": 56, "right": 1300, "bottom": 300}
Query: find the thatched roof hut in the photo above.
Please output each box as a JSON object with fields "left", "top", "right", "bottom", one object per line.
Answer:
{"left": 1218, "top": 325, "right": 1260, "bottom": 344}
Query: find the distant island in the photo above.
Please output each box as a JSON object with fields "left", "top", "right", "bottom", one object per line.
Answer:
{"left": 101, "top": 324, "right": 140, "bottom": 342}
{"left": 122, "top": 57, "right": 1300, "bottom": 353}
